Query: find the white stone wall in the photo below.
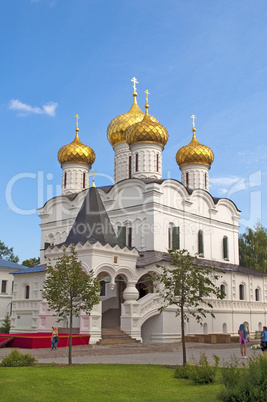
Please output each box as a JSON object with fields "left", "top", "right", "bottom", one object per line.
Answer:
{"left": 0, "top": 268, "right": 14, "bottom": 325}
{"left": 11, "top": 272, "right": 45, "bottom": 333}
{"left": 100, "top": 178, "right": 240, "bottom": 264}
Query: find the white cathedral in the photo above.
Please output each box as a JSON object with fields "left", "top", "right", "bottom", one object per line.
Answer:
{"left": 9, "top": 81, "right": 267, "bottom": 343}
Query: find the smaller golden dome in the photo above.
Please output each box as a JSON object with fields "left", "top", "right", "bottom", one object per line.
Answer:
{"left": 176, "top": 128, "right": 214, "bottom": 168}
{"left": 107, "top": 92, "right": 145, "bottom": 147}
{"left": 58, "top": 127, "right": 96, "bottom": 165}
{"left": 126, "top": 104, "right": 168, "bottom": 146}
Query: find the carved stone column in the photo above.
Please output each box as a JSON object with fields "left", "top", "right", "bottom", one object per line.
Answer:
{"left": 121, "top": 282, "right": 142, "bottom": 342}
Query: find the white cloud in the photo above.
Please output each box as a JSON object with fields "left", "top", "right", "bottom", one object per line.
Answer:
{"left": 209, "top": 176, "right": 245, "bottom": 197}
{"left": 9, "top": 99, "right": 58, "bottom": 117}
{"left": 209, "top": 176, "right": 243, "bottom": 186}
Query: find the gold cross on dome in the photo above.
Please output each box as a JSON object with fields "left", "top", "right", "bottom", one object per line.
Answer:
{"left": 144, "top": 89, "right": 150, "bottom": 104}
{"left": 131, "top": 77, "right": 138, "bottom": 92}
{"left": 91, "top": 170, "right": 96, "bottom": 187}
{"left": 190, "top": 114, "right": 196, "bottom": 128}
{"left": 74, "top": 113, "right": 80, "bottom": 128}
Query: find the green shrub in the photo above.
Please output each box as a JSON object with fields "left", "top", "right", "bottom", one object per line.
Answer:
{"left": 0, "top": 349, "right": 37, "bottom": 367}
{"left": 174, "top": 364, "right": 191, "bottom": 379}
{"left": 219, "top": 353, "right": 267, "bottom": 401}
{"left": 174, "top": 354, "right": 220, "bottom": 385}
{"left": 188, "top": 354, "right": 220, "bottom": 384}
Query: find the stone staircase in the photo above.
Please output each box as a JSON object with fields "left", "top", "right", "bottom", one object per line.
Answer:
{"left": 97, "top": 327, "right": 140, "bottom": 345}
{"left": 98, "top": 308, "right": 140, "bottom": 345}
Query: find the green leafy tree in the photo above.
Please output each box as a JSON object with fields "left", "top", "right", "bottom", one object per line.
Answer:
{"left": 0, "top": 241, "right": 19, "bottom": 263}
{"left": 0, "top": 313, "right": 11, "bottom": 334}
{"left": 43, "top": 247, "right": 100, "bottom": 365}
{"left": 239, "top": 223, "right": 267, "bottom": 272}
{"left": 151, "top": 249, "right": 224, "bottom": 366}
{"left": 22, "top": 257, "right": 40, "bottom": 268}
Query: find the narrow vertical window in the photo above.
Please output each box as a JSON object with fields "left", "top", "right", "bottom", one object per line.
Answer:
{"left": 220, "top": 284, "right": 226, "bottom": 297}
{"left": 255, "top": 288, "right": 260, "bottom": 301}
{"left": 1, "top": 280, "right": 7, "bottom": 293}
{"left": 239, "top": 284, "right": 244, "bottom": 300}
{"left": 64, "top": 172, "right": 67, "bottom": 188}
{"left": 83, "top": 172, "right": 86, "bottom": 189}
{"left": 117, "top": 226, "right": 126, "bottom": 247}
{"left": 198, "top": 230, "right": 204, "bottom": 256}
{"left": 156, "top": 154, "right": 159, "bottom": 172}
{"left": 223, "top": 236, "right": 229, "bottom": 260}
{"left": 205, "top": 173, "right": 207, "bottom": 189}
{"left": 135, "top": 153, "right": 138, "bottom": 172}
{"left": 100, "top": 280, "right": 106, "bottom": 297}
{"left": 168, "top": 227, "right": 172, "bottom": 249}
{"left": 172, "top": 227, "right": 180, "bottom": 250}
{"left": 186, "top": 172, "right": 189, "bottom": 187}
{"left": 127, "top": 227, "right": 132, "bottom": 247}
{"left": 129, "top": 155, "right": 132, "bottom": 178}
{"left": 25, "top": 285, "right": 30, "bottom": 300}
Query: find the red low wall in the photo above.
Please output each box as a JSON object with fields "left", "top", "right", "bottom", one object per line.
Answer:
{"left": 0, "top": 333, "right": 90, "bottom": 349}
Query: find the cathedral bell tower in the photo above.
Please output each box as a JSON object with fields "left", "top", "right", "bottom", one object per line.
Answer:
{"left": 57, "top": 114, "right": 96, "bottom": 195}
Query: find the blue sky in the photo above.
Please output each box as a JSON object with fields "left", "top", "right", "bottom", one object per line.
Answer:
{"left": 1, "top": 0, "right": 266, "bottom": 262}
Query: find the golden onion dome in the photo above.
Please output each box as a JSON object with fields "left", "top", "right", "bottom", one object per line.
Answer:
{"left": 107, "top": 92, "right": 145, "bottom": 147}
{"left": 58, "top": 127, "right": 96, "bottom": 165}
{"left": 126, "top": 103, "right": 168, "bottom": 146}
{"left": 176, "top": 128, "right": 214, "bottom": 168}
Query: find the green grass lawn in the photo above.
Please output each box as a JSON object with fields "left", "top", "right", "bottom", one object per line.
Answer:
{"left": 0, "top": 364, "right": 221, "bottom": 401}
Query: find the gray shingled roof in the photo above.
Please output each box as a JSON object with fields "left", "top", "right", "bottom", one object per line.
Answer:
{"left": 63, "top": 187, "right": 119, "bottom": 247}
{"left": 12, "top": 264, "right": 47, "bottom": 275}
{"left": 136, "top": 250, "right": 266, "bottom": 276}
{"left": 0, "top": 259, "right": 27, "bottom": 270}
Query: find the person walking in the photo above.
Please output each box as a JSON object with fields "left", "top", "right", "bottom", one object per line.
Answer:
{"left": 51, "top": 326, "right": 59, "bottom": 350}
{"left": 238, "top": 323, "right": 249, "bottom": 358}
{"left": 260, "top": 326, "right": 267, "bottom": 353}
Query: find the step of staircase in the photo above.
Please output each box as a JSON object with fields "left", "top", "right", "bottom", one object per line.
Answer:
{"left": 102, "top": 308, "right": 120, "bottom": 328}
{"left": 97, "top": 327, "right": 140, "bottom": 345}
{"left": 0, "top": 336, "right": 14, "bottom": 348}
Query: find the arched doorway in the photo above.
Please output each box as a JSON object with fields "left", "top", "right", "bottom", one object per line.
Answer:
{"left": 136, "top": 274, "right": 153, "bottom": 299}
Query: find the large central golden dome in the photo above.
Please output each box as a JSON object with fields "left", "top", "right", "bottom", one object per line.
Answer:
{"left": 126, "top": 104, "right": 168, "bottom": 146}
{"left": 107, "top": 92, "right": 145, "bottom": 147}
{"left": 58, "top": 127, "right": 96, "bottom": 165}
{"left": 176, "top": 128, "right": 214, "bottom": 167}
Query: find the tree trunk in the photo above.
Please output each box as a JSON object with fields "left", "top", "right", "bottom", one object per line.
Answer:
{"left": 181, "top": 305, "right": 186, "bottom": 366}
{"left": 68, "top": 310, "right": 73, "bottom": 365}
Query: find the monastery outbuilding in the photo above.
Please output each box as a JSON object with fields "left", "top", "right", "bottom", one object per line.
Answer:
{"left": 10, "top": 79, "right": 267, "bottom": 343}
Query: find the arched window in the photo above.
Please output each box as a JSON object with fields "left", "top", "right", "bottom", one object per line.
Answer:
{"left": 223, "top": 236, "right": 229, "bottom": 260}
{"left": 239, "top": 284, "right": 245, "bottom": 300}
{"left": 204, "top": 173, "right": 207, "bottom": 190}
{"left": 168, "top": 226, "right": 180, "bottom": 250}
{"left": 117, "top": 225, "right": 132, "bottom": 247}
{"left": 198, "top": 230, "right": 204, "bottom": 256}
{"left": 220, "top": 283, "right": 226, "bottom": 298}
{"left": 255, "top": 288, "right": 260, "bottom": 301}
{"left": 25, "top": 285, "right": 30, "bottom": 300}
{"left": 156, "top": 154, "right": 159, "bottom": 172}
{"left": 223, "top": 323, "right": 227, "bottom": 333}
